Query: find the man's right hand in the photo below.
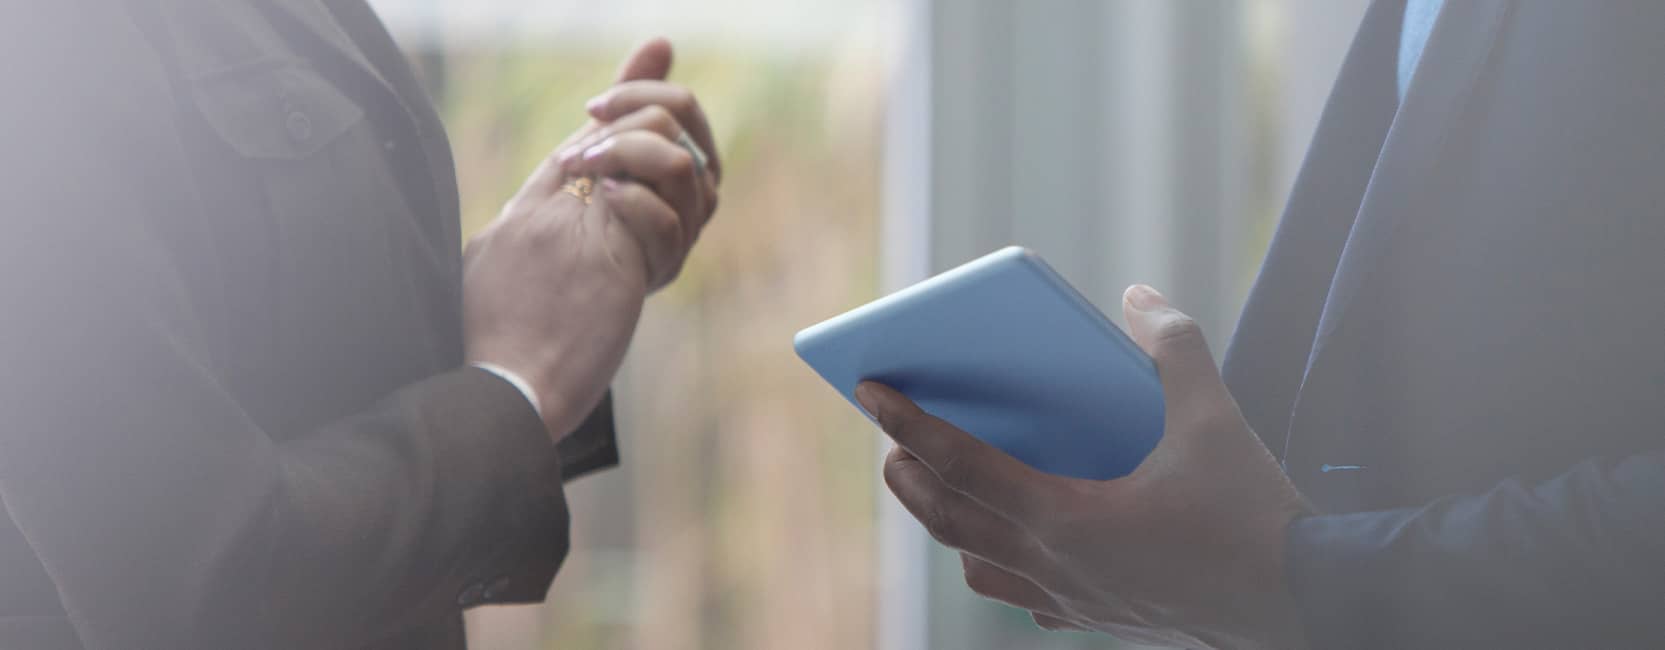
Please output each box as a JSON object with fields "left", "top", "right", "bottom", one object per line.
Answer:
{"left": 860, "top": 286, "right": 1311, "bottom": 649}
{"left": 460, "top": 39, "right": 716, "bottom": 440}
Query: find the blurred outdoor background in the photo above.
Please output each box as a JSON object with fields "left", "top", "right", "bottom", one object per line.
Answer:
{"left": 364, "top": 1, "right": 1369, "bottom": 648}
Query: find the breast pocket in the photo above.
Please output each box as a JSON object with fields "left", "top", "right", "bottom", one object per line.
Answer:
{"left": 187, "top": 59, "right": 445, "bottom": 430}
{"left": 188, "top": 58, "right": 386, "bottom": 260}
{"left": 190, "top": 59, "right": 365, "bottom": 161}
{"left": 187, "top": 59, "right": 392, "bottom": 246}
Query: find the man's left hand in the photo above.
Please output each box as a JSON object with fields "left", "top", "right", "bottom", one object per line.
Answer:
{"left": 859, "top": 284, "right": 1313, "bottom": 649}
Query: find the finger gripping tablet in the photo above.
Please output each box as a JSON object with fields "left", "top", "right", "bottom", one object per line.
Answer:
{"left": 793, "top": 246, "right": 1164, "bottom": 480}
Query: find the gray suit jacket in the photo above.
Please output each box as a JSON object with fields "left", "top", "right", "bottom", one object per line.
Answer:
{"left": 1224, "top": 1, "right": 1665, "bottom": 647}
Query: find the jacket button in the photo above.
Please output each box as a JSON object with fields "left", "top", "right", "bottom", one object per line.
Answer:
{"left": 285, "top": 110, "right": 313, "bottom": 142}
{"left": 482, "top": 576, "right": 512, "bottom": 602}
{"left": 456, "top": 581, "right": 485, "bottom": 607}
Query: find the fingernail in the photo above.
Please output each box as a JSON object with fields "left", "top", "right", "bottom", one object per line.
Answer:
{"left": 854, "top": 383, "right": 881, "bottom": 419}
{"left": 568, "top": 136, "right": 598, "bottom": 161}
{"left": 583, "top": 141, "right": 613, "bottom": 161}
{"left": 585, "top": 96, "right": 607, "bottom": 115}
{"left": 1125, "top": 284, "right": 1167, "bottom": 311}
{"left": 600, "top": 177, "right": 621, "bottom": 192}
{"left": 556, "top": 147, "right": 580, "bottom": 169}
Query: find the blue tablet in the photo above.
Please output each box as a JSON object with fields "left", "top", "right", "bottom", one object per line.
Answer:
{"left": 794, "top": 246, "right": 1164, "bottom": 481}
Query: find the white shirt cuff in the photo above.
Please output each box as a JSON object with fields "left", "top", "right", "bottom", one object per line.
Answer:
{"left": 470, "top": 362, "right": 542, "bottom": 419}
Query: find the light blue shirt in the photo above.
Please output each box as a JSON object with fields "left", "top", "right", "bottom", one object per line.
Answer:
{"left": 1398, "top": 0, "right": 1445, "bottom": 101}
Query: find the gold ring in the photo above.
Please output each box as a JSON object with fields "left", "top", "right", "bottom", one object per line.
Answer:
{"left": 560, "top": 177, "right": 595, "bottom": 205}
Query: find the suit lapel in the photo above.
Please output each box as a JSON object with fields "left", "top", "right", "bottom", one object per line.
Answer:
{"left": 261, "top": 0, "right": 398, "bottom": 97}
{"left": 1226, "top": 0, "right": 1514, "bottom": 462}
{"left": 1223, "top": 0, "right": 1402, "bottom": 456}
{"left": 317, "top": 0, "right": 464, "bottom": 249}
{"left": 1266, "top": 0, "right": 1512, "bottom": 492}
{"left": 1307, "top": 0, "right": 1512, "bottom": 349}
{"left": 258, "top": 0, "right": 463, "bottom": 253}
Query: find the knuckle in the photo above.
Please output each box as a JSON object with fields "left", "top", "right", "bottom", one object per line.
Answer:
{"left": 884, "top": 407, "right": 922, "bottom": 440}
{"left": 498, "top": 196, "right": 526, "bottom": 219}
{"left": 644, "top": 105, "right": 677, "bottom": 131}
{"left": 668, "top": 86, "right": 697, "bottom": 113}
{"left": 881, "top": 449, "right": 929, "bottom": 492}
{"left": 524, "top": 219, "right": 558, "bottom": 246}
{"left": 936, "top": 450, "right": 971, "bottom": 490}
{"left": 666, "top": 149, "right": 697, "bottom": 177}
{"left": 1034, "top": 614, "right": 1065, "bottom": 631}
{"left": 1003, "top": 527, "right": 1042, "bottom": 558}
{"left": 921, "top": 502, "right": 962, "bottom": 546}
{"left": 881, "top": 457, "right": 910, "bottom": 492}
{"left": 962, "top": 562, "right": 997, "bottom": 596}
{"left": 1151, "top": 315, "right": 1205, "bottom": 353}
{"left": 651, "top": 210, "right": 683, "bottom": 245}
{"left": 659, "top": 261, "right": 685, "bottom": 287}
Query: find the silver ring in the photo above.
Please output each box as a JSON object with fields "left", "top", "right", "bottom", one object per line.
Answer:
{"left": 675, "top": 131, "right": 710, "bottom": 176}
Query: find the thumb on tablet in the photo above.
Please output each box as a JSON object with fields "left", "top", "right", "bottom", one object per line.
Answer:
{"left": 1121, "top": 285, "right": 1228, "bottom": 414}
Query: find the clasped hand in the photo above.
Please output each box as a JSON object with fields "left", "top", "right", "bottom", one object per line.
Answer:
{"left": 462, "top": 38, "right": 719, "bottom": 440}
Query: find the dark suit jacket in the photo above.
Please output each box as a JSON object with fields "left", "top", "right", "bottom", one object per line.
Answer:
{"left": 1224, "top": 1, "right": 1665, "bottom": 647}
{"left": 0, "top": 2, "right": 616, "bottom": 648}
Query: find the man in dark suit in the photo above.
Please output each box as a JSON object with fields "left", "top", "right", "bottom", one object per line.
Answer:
{"left": 857, "top": 1, "right": 1665, "bottom": 647}
{"left": 0, "top": 2, "right": 717, "bottom": 648}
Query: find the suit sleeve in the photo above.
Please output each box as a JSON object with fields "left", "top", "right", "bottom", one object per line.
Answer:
{"left": 1286, "top": 451, "right": 1665, "bottom": 649}
{"left": 0, "top": 7, "right": 614, "bottom": 649}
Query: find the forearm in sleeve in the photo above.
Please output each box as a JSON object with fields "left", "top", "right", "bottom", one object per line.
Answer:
{"left": 1286, "top": 450, "right": 1665, "bottom": 649}
{"left": 0, "top": 277, "right": 601, "bottom": 648}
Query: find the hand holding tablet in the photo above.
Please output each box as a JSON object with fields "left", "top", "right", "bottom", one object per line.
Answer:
{"left": 794, "top": 246, "right": 1164, "bottom": 480}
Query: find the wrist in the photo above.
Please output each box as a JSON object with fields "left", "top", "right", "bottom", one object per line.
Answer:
{"left": 1245, "top": 509, "right": 1313, "bottom": 650}
{"left": 1197, "top": 497, "right": 1312, "bottom": 650}
{"left": 468, "top": 360, "right": 582, "bottom": 440}
{"left": 471, "top": 362, "right": 543, "bottom": 418}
